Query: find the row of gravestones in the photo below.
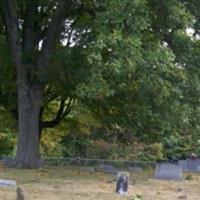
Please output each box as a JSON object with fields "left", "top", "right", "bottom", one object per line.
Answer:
{"left": 178, "top": 159, "right": 200, "bottom": 172}
{"left": 1, "top": 160, "right": 200, "bottom": 197}
{"left": 80, "top": 164, "right": 143, "bottom": 174}
{"left": 116, "top": 159, "right": 200, "bottom": 195}
{"left": 80, "top": 158, "right": 200, "bottom": 179}
{"left": 81, "top": 159, "right": 200, "bottom": 182}
{"left": 155, "top": 158, "right": 200, "bottom": 181}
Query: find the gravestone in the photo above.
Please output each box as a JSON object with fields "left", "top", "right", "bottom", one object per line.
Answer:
{"left": 97, "top": 164, "right": 118, "bottom": 174}
{"left": 186, "top": 158, "right": 200, "bottom": 173}
{"left": 116, "top": 172, "right": 129, "bottom": 195}
{"left": 155, "top": 162, "right": 183, "bottom": 180}
{"left": 80, "top": 167, "right": 95, "bottom": 174}
{"left": 128, "top": 166, "right": 142, "bottom": 173}
{"left": 0, "top": 179, "right": 17, "bottom": 186}
{"left": 178, "top": 160, "right": 187, "bottom": 172}
{"left": 16, "top": 187, "right": 25, "bottom": 200}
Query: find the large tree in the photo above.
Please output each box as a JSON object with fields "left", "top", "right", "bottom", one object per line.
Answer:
{"left": 0, "top": 0, "right": 96, "bottom": 168}
{"left": 0, "top": 0, "right": 199, "bottom": 168}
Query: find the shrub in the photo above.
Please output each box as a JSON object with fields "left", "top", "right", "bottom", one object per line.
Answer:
{"left": 0, "top": 130, "right": 15, "bottom": 155}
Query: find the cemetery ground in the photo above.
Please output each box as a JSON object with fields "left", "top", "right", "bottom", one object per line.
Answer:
{"left": 0, "top": 165, "right": 200, "bottom": 200}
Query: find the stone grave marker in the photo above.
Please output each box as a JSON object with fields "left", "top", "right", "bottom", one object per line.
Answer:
{"left": 155, "top": 162, "right": 183, "bottom": 180}
{"left": 16, "top": 187, "right": 25, "bottom": 200}
{"left": 97, "top": 164, "right": 118, "bottom": 174}
{"left": 128, "top": 166, "right": 142, "bottom": 173}
{"left": 186, "top": 158, "right": 200, "bottom": 173}
{"left": 0, "top": 179, "right": 17, "bottom": 186}
{"left": 80, "top": 167, "right": 95, "bottom": 174}
{"left": 116, "top": 171, "right": 129, "bottom": 195}
{"left": 178, "top": 160, "right": 187, "bottom": 172}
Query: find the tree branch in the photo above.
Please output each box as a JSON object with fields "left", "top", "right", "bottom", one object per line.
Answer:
{"left": 41, "top": 97, "right": 75, "bottom": 129}
{"left": 43, "top": 86, "right": 59, "bottom": 105}
{"left": 65, "top": 7, "right": 83, "bottom": 46}
{"left": 22, "top": 0, "right": 39, "bottom": 54}
{"left": 50, "top": 97, "right": 66, "bottom": 124}
{"left": 38, "top": 0, "right": 73, "bottom": 70}
{"left": 61, "top": 98, "right": 75, "bottom": 118}
{"left": 0, "top": 0, "right": 21, "bottom": 69}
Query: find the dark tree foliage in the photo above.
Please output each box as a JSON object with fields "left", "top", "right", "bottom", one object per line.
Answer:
{"left": 0, "top": 0, "right": 200, "bottom": 167}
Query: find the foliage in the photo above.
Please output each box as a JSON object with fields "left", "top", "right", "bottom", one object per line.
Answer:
{"left": 0, "top": 130, "right": 15, "bottom": 155}
{"left": 61, "top": 126, "right": 164, "bottom": 161}
{"left": 185, "top": 173, "right": 193, "bottom": 181}
{"left": 62, "top": 134, "right": 92, "bottom": 158}
{"left": 0, "top": 107, "right": 16, "bottom": 155}
{"left": 137, "top": 143, "right": 164, "bottom": 161}
{"left": 78, "top": 0, "right": 200, "bottom": 160}
{"left": 0, "top": 36, "right": 17, "bottom": 111}
{"left": 130, "top": 194, "right": 144, "bottom": 200}
{"left": 40, "top": 129, "right": 64, "bottom": 157}
{"left": 1, "top": 0, "right": 200, "bottom": 163}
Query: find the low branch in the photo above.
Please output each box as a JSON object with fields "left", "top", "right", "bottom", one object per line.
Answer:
{"left": 61, "top": 98, "right": 75, "bottom": 118}
{"left": 52, "top": 97, "right": 66, "bottom": 123}
{"left": 43, "top": 90, "right": 59, "bottom": 105}
{"left": 41, "top": 97, "right": 75, "bottom": 129}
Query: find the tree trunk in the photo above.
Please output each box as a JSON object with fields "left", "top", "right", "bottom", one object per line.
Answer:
{"left": 16, "top": 83, "right": 43, "bottom": 168}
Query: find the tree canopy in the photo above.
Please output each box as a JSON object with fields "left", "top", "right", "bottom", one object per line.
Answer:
{"left": 0, "top": 0, "right": 200, "bottom": 167}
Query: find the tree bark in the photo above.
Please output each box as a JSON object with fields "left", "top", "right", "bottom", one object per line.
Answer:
{"left": 16, "top": 83, "right": 43, "bottom": 168}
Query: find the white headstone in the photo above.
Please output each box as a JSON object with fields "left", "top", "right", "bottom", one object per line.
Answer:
{"left": 0, "top": 179, "right": 17, "bottom": 186}
{"left": 155, "top": 162, "right": 183, "bottom": 180}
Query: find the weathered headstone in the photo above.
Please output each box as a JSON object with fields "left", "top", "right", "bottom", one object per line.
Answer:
{"left": 0, "top": 179, "right": 17, "bottom": 186}
{"left": 116, "top": 172, "right": 129, "bottom": 195}
{"left": 80, "top": 167, "right": 95, "bottom": 174}
{"left": 186, "top": 158, "right": 200, "bottom": 173}
{"left": 155, "top": 162, "right": 183, "bottom": 180}
{"left": 178, "top": 160, "right": 187, "bottom": 172}
{"left": 128, "top": 166, "right": 142, "bottom": 173}
{"left": 97, "top": 164, "right": 118, "bottom": 174}
{"left": 16, "top": 187, "right": 25, "bottom": 200}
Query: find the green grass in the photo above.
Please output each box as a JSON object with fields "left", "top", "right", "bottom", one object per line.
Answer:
{"left": 1, "top": 165, "right": 200, "bottom": 200}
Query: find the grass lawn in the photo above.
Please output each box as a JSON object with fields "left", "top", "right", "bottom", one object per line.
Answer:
{"left": 0, "top": 164, "right": 200, "bottom": 200}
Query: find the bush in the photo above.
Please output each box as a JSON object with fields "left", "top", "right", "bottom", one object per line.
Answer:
{"left": 61, "top": 132, "right": 166, "bottom": 161}
{"left": 61, "top": 134, "right": 92, "bottom": 158}
{"left": 0, "top": 130, "right": 15, "bottom": 155}
{"left": 132, "top": 143, "right": 163, "bottom": 162}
